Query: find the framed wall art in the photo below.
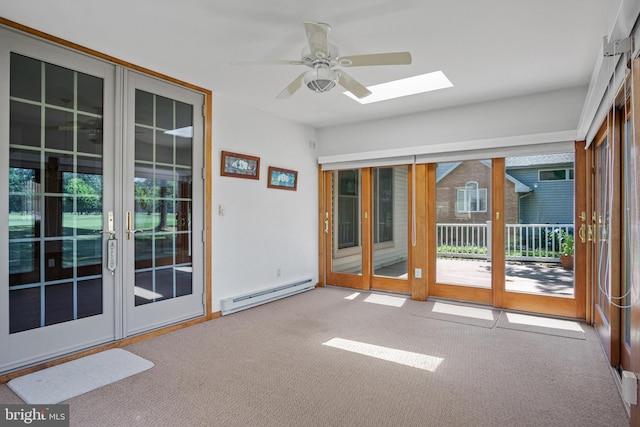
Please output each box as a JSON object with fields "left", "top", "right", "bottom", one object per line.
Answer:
{"left": 220, "top": 150, "right": 260, "bottom": 180}
{"left": 267, "top": 166, "right": 298, "bottom": 191}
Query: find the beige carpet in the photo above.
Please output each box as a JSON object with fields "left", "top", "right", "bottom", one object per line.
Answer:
{"left": 0, "top": 287, "right": 628, "bottom": 426}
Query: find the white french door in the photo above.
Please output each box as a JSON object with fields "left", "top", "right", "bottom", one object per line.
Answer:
{"left": 0, "top": 27, "right": 205, "bottom": 373}
{"left": 123, "top": 73, "right": 205, "bottom": 336}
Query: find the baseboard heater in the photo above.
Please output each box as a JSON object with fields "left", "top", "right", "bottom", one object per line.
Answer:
{"left": 220, "top": 278, "right": 315, "bottom": 315}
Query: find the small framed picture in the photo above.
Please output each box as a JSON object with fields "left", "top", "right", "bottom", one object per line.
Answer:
{"left": 267, "top": 166, "right": 298, "bottom": 191}
{"left": 220, "top": 151, "right": 260, "bottom": 180}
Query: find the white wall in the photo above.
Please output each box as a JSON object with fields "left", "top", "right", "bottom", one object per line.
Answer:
{"left": 317, "top": 86, "right": 586, "bottom": 160}
{"left": 211, "top": 96, "right": 319, "bottom": 311}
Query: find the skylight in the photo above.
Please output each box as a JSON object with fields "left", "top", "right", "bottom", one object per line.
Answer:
{"left": 344, "top": 71, "right": 453, "bottom": 104}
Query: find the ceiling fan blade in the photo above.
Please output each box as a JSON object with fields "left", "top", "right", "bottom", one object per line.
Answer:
{"left": 338, "top": 52, "right": 412, "bottom": 67}
{"left": 337, "top": 70, "right": 372, "bottom": 99}
{"left": 303, "top": 21, "right": 330, "bottom": 58}
{"left": 230, "top": 59, "right": 305, "bottom": 66}
{"left": 276, "top": 72, "right": 306, "bottom": 99}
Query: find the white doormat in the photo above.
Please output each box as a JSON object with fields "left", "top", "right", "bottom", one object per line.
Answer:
{"left": 8, "top": 349, "right": 154, "bottom": 404}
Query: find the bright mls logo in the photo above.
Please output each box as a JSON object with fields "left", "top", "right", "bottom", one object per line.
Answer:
{"left": 1, "top": 405, "right": 69, "bottom": 426}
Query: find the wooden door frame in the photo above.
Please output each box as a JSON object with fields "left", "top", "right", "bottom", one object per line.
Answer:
{"left": 494, "top": 152, "right": 587, "bottom": 318}
{"left": 323, "top": 169, "right": 369, "bottom": 290}
{"left": 370, "top": 166, "right": 412, "bottom": 294}
{"left": 321, "top": 166, "right": 418, "bottom": 296}
{"left": 591, "top": 116, "right": 621, "bottom": 365}
{"left": 428, "top": 155, "right": 585, "bottom": 318}
{"left": 320, "top": 147, "right": 591, "bottom": 320}
{"left": 428, "top": 159, "right": 494, "bottom": 306}
{"left": 629, "top": 55, "right": 640, "bottom": 427}
{"left": 620, "top": 96, "right": 633, "bottom": 372}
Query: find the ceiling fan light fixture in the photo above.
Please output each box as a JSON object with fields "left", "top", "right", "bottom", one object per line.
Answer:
{"left": 304, "top": 67, "right": 338, "bottom": 93}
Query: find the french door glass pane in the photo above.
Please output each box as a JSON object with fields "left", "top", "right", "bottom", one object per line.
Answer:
{"left": 503, "top": 154, "right": 575, "bottom": 296}
{"left": 332, "top": 169, "right": 362, "bottom": 274}
{"left": 8, "top": 53, "right": 104, "bottom": 333}
{"left": 435, "top": 160, "right": 491, "bottom": 287}
{"left": 134, "top": 90, "right": 193, "bottom": 306}
{"left": 373, "top": 166, "right": 408, "bottom": 279}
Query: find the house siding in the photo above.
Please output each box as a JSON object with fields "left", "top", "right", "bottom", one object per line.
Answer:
{"left": 373, "top": 167, "right": 409, "bottom": 271}
{"left": 507, "top": 166, "right": 574, "bottom": 224}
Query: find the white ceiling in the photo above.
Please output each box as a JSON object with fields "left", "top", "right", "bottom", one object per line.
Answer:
{"left": 0, "top": 0, "right": 620, "bottom": 128}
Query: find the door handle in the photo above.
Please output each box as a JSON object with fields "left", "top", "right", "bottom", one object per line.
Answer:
{"left": 126, "top": 211, "right": 142, "bottom": 240}
{"left": 100, "top": 211, "right": 116, "bottom": 239}
{"left": 578, "top": 224, "right": 586, "bottom": 243}
{"left": 588, "top": 225, "right": 594, "bottom": 242}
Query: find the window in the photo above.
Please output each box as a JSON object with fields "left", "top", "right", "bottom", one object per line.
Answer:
{"left": 373, "top": 168, "right": 393, "bottom": 244}
{"left": 456, "top": 181, "right": 487, "bottom": 213}
{"left": 539, "top": 168, "right": 574, "bottom": 181}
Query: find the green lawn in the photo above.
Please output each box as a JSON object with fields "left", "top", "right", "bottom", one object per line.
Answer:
{"left": 9, "top": 212, "right": 177, "bottom": 235}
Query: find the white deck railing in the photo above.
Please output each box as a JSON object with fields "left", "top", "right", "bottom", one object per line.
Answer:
{"left": 436, "top": 222, "right": 574, "bottom": 262}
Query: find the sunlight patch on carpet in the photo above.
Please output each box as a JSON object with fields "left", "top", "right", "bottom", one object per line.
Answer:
{"left": 364, "top": 294, "right": 407, "bottom": 307}
{"left": 412, "top": 301, "right": 500, "bottom": 328}
{"left": 323, "top": 337, "right": 443, "bottom": 371}
{"left": 432, "top": 301, "right": 495, "bottom": 321}
{"left": 496, "top": 312, "right": 586, "bottom": 339}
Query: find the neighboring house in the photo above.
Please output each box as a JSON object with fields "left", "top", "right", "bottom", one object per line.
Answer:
{"left": 436, "top": 154, "right": 574, "bottom": 225}
{"left": 435, "top": 160, "right": 525, "bottom": 225}
{"left": 506, "top": 153, "right": 575, "bottom": 225}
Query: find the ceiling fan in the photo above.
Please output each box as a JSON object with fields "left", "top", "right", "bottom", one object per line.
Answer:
{"left": 231, "top": 21, "right": 412, "bottom": 99}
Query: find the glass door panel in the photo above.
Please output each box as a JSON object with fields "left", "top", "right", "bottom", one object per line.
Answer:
{"left": 592, "top": 128, "right": 620, "bottom": 364}
{"left": 133, "top": 94, "right": 193, "bottom": 306}
{"left": 125, "top": 76, "right": 204, "bottom": 335}
{"left": 372, "top": 166, "right": 408, "bottom": 278}
{"left": 331, "top": 169, "right": 363, "bottom": 275}
{"left": 371, "top": 166, "right": 409, "bottom": 293}
{"left": 503, "top": 154, "right": 575, "bottom": 297}
{"left": 2, "top": 49, "right": 115, "bottom": 372}
{"left": 433, "top": 159, "right": 492, "bottom": 303}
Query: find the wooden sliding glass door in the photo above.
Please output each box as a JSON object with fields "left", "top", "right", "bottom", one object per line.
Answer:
{"left": 591, "top": 121, "right": 620, "bottom": 364}
{"left": 322, "top": 150, "right": 587, "bottom": 319}
{"left": 494, "top": 154, "right": 585, "bottom": 318}
{"left": 590, "top": 78, "right": 636, "bottom": 372}
{"left": 324, "top": 166, "right": 410, "bottom": 294}
{"left": 429, "top": 154, "right": 585, "bottom": 317}
{"left": 430, "top": 158, "right": 493, "bottom": 304}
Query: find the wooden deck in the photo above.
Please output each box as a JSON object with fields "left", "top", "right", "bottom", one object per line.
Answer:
{"left": 375, "top": 258, "right": 574, "bottom": 297}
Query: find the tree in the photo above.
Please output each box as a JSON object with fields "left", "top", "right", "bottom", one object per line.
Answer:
{"left": 65, "top": 177, "right": 99, "bottom": 213}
